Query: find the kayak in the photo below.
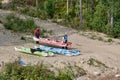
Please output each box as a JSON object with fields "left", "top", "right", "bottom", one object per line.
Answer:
{"left": 15, "top": 47, "right": 54, "bottom": 57}
{"left": 33, "top": 37, "right": 72, "bottom": 47}
{"left": 35, "top": 45, "right": 80, "bottom": 56}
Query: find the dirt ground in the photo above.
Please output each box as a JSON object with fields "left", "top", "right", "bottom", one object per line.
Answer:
{"left": 0, "top": 9, "right": 120, "bottom": 80}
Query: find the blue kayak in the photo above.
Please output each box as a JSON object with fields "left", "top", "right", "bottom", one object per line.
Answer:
{"left": 35, "top": 45, "right": 80, "bottom": 56}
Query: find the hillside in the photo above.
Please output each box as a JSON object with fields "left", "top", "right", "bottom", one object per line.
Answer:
{"left": 0, "top": 9, "right": 120, "bottom": 80}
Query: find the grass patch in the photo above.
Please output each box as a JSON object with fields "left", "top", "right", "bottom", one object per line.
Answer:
{"left": 98, "top": 37, "right": 103, "bottom": 41}
{"left": 3, "top": 14, "right": 49, "bottom": 38}
{"left": 74, "top": 65, "right": 87, "bottom": 77}
{"left": 0, "top": 62, "right": 55, "bottom": 80}
{"left": 56, "top": 63, "right": 86, "bottom": 80}
{"left": 20, "top": 7, "right": 47, "bottom": 20}
{"left": 4, "top": 14, "right": 37, "bottom": 33}
{"left": 107, "top": 38, "right": 113, "bottom": 43}
{"left": 40, "top": 29, "right": 48, "bottom": 38}
{"left": 90, "top": 35, "right": 97, "bottom": 40}
{"left": 0, "top": 61, "right": 86, "bottom": 80}
{"left": 87, "top": 58, "right": 108, "bottom": 68}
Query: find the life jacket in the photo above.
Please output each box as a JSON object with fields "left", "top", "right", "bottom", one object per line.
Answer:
{"left": 34, "top": 29, "right": 40, "bottom": 38}
{"left": 63, "top": 35, "right": 68, "bottom": 41}
{"left": 36, "top": 31, "right": 40, "bottom": 38}
{"left": 34, "top": 29, "right": 37, "bottom": 36}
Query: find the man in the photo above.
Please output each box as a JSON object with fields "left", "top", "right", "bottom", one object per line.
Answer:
{"left": 63, "top": 33, "right": 68, "bottom": 43}
{"left": 62, "top": 33, "right": 68, "bottom": 49}
{"left": 34, "top": 28, "right": 40, "bottom": 44}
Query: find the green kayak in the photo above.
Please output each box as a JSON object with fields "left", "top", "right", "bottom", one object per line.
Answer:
{"left": 15, "top": 47, "right": 54, "bottom": 57}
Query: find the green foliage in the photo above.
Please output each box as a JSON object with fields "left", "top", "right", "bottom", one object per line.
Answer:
{"left": 90, "top": 35, "right": 97, "bottom": 40}
{"left": 0, "top": 76, "right": 4, "bottom": 80}
{"left": 83, "top": 8, "right": 94, "bottom": 30}
{"left": 0, "top": 62, "right": 56, "bottom": 80}
{"left": 7, "top": 0, "right": 26, "bottom": 10}
{"left": 2, "top": 0, "right": 120, "bottom": 38}
{"left": 4, "top": 14, "right": 37, "bottom": 33}
{"left": 55, "top": 63, "right": 86, "bottom": 80}
{"left": 87, "top": 58, "right": 108, "bottom": 68}
{"left": 74, "top": 65, "right": 86, "bottom": 76}
{"left": 44, "top": 0, "right": 55, "bottom": 18}
{"left": 3, "top": 14, "right": 48, "bottom": 37}
{"left": 4, "top": 0, "right": 43, "bottom": 10}
{"left": 98, "top": 37, "right": 103, "bottom": 41}
{"left": 104, "top": 23, "right": 111, "bottom": 35}
{"left": 0, "top": 62, "right": 86, "bottom": 80}
{"left": 90, "top": 2, "right": 107, "bottom": 32}
{"left": 112, "top": 19, "right": 120, "bottom": 38}
{"left": 56, "top": 66, "right": 75, "bottom": 80}
{"left": 107, "top": 38, "right": 112, "bottom": 42}
{"left": 40, "top": 29, "right": 48, "bottom": 38}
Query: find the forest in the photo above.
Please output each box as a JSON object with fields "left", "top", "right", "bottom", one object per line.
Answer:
{"left": 0, "top": 0, "right": 120, "bottom": 38}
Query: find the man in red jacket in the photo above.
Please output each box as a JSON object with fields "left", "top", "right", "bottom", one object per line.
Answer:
{"left": 34, "top": 28, "right": 40, "bottom": 44}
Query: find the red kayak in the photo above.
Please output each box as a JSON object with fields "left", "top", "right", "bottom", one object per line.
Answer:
{"left": 33, "top": 37, "right": 72, "bottom": 47}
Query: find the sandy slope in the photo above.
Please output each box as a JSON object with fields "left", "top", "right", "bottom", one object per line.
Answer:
{"left": 0, "top": 9, "right": 120, "bottom": 80}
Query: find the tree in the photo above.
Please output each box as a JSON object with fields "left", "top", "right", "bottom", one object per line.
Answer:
{"left": 36, "top": 0, "right": 38, "bottom": 9}
{"left": 44, "top": 0, "right": 55, "bottom": 18}
{"left": 79, "top": 0, "right": 82, "bottom": 28}
{"left": 67, "top": 0, "right": 69, "bottom": 16}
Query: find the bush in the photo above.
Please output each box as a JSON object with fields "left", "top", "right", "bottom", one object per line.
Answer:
{"left": 107, "top": 38, "right": 112, "bottom": 42}
{"left": 0, "top": 62, "right": 56, "bottom": 80}
{"left": 112, "top": 19, "right": 120, "bottom": 38}
{"left": 0, "top": 62, "right": 86, "bottom": 80}
{"left": 90, "top": 2, "right": 107, "bottom": 33}
{"left": 4, "top": 14, "right": 37, "bottom": 33}
{"left": 44, "top": 0, "right": 55, "bottom": 19}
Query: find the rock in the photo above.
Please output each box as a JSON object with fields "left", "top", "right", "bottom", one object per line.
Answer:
{"left": 115, "top": 74, "right": 120, "bottom": 78}
{"left": 74, "top": 76, "right": 90, "bottom": 80}
{"left": 93, "top": 72, "right": 101, "bottom": 76}
{"left": 79, "top": 59, "right": 84, "bottom": 63}
{"left": 114, "top": 67, "right": 118, "bottom": 71}
{"left": 113, "top": 67, "right": 119, "bottom": 73}
{"left": 2, "top": 0, "right": 10, "bottom": 4}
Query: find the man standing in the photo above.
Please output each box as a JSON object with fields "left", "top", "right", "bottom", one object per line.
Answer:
{"left": 62, "top": 33, "right": 68, "bottom": 49}
{"left": 63, "top": 33, "right": 68, "bottom": 43}
{"left": 34, "top": 28, "right": 40, "bottom": 44}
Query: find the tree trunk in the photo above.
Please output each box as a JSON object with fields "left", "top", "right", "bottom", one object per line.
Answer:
{"left": 111, "top": 0, "right": 114, "bottom": 30}
{"left": 111, "top": 13, "right": 114, "bottom": 29}
{"left": 80, "top": 0, "right": 82, "bottom": 27}
{"left": 36, "top": 0, "right": 38, "bottom": 9}
{"left": 107, "top": 11, "right": 110, "bottom": 23}
{"left": 67, "top": 0, "right": 69, "bottom": 16}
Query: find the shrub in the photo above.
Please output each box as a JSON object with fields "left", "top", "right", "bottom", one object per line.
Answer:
{"left": 0, "top": 62, "right": 86, "bottom": 80}
{"left": 0, "top": 62, "right": 56, "bottom": 80}
{"left": 4, "top": 14, "right": 37, "bottom": 33}
{"left": 98, "top": 37, "right": 103, "bottom": 41}
{"left": 87, "top": 58, "right": 108, "bottom": 68}
{"left": 112, "top": 19, "right": 120, "bottom": 38}
{"left": 107, "top": 38, "right": 112, "bottom": 42}
{"left": 44, "top": 0, "right": 55, "bottom": 19}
